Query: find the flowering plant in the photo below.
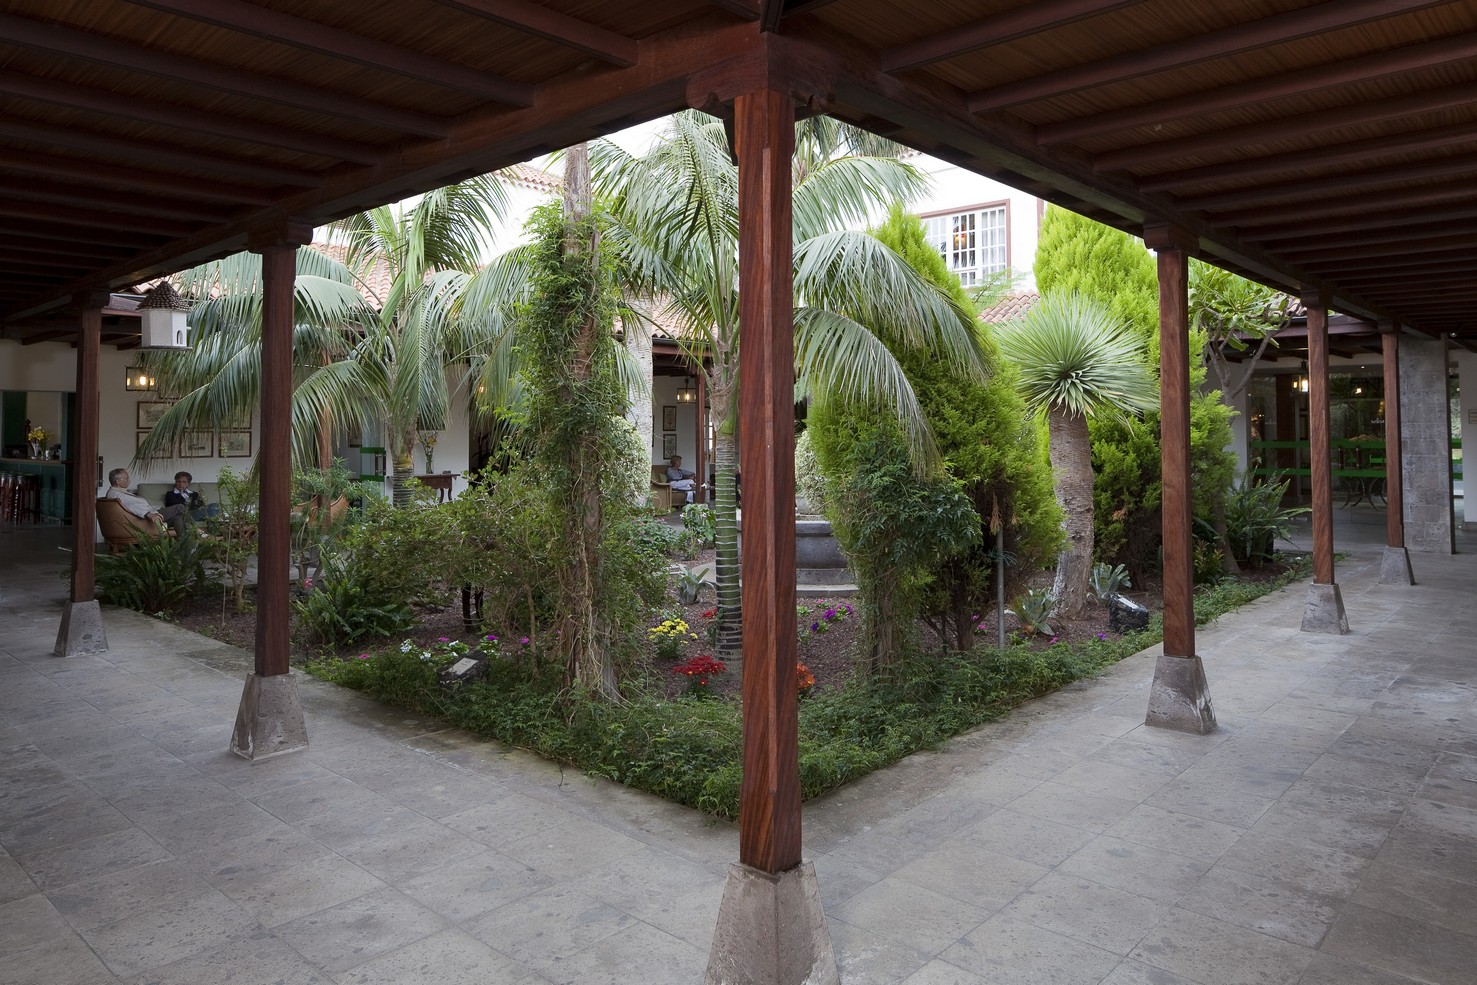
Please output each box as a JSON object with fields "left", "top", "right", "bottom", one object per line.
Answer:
{"left": 672, "top": 654, "right": 726, "bottom": 697}
{"left": 807, "top": 601, "right": 852, "bottom": 635}
{"left": 26, "top": 426, "right": 49, "bottom": 445}
{"left": 399, "top": 636, "right": 473, "bottom": 668}
{"left": 796, "top": 662, "right": 815, "bottom": 698}
{"left": 648, "top": 617, "right": 697, "bottom": 660}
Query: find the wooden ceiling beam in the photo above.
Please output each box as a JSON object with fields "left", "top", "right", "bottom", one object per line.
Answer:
{"left": 1303, "top": 250, "right": 1477, "bottom": 274}
{"left": 705, "top": 0, "right": 759, "bottom": 18}
{"left": 1212, "top": 179, "right": 1477, "bottom": 228}
{"left": 428, "top": 0, "right": 638, "bottom": 66}
{"left": 0, "top": 68, "right": 381, "bottom": 165}
{"left": 759, "top": 0, "right": 785, "bottom": 33}
{"left": 0, "top": 117, "right": 321, "bottom": 188}
{"left": 0, "top": 201, "right": 200, "bottom": 238}
{"left": 0, "top": 12, "right": 452, "bottom": 137}
{"left": 1101, "top": 83, "right": 1477, "bottom": 175}
{"left": 9, "top": 182, "right": 237, "bottom": 224}
{"left": 1138, "top": 122, "right": 1477, "bottom": 193}
{"left": 0, "top": 255, "right": 95, "bottom": 276}
{"left": 882, "top": 0, "right": 1145, "bottom": 74}
{"left": 125, "top": 0, "right": 532, "bottom": 104}
{"left": 0, "top": 236, "right": 137, "bottom": 261}
{"left": 1250, "top": 216, "right": 1477, "bottom": 252}
{"left": 1037, "top": 32, "right": 1477, "bottom": 145}
{"left": 1177, "top": 155, "right": 1477, "bottom": 212}
{"left": 968, "top": 0, "right": 1446, "bottom": 113}
{"left": 0, "top": 147, "right": 277, "bottom": 206}
{"left": 1293, "top": 233, "right": 1477, "bottom": 263}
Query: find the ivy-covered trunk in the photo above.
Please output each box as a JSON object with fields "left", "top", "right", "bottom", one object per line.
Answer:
{"left": 705, "top": 360, "right": 743, "bottom": 662}
{"left": 1048, "top": 408, "right": 1094, "bottom": 619}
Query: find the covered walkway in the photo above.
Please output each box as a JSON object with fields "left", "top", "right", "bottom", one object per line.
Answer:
{"left": 1, "top": 520, "right": 1473, "bottom": 984}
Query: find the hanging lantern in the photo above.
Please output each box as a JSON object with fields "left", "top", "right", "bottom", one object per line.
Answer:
{"left": 675, "top": 377, "right": 697, "bottom": 403}
{"left": 137, "top": 282, "right": 191, "bottom": 350}
{"left": 124, "top": 365, "right": 156, "bottom": 392}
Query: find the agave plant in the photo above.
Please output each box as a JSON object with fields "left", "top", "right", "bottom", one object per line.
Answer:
{"left": 1008, "top": 587, "right": 1057, "bottom": 637}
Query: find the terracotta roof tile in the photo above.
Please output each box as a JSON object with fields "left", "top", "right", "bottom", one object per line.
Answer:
{"left": 979, "top": 291, "right": 1039, "bottom": 323}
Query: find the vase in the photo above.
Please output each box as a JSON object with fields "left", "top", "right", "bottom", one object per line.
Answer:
{"left": 424, "top": 452, "right": 433, "bottom": 473}
{"left": 28, "top": 442, "right": 40, "bottom": 459}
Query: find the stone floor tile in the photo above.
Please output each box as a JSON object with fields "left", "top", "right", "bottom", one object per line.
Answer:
{"left": 898, "top": 958, "right": 992, "bottom": 985}
{"left": 273, "top": 886, "right": 446, "bottom": 976}
{"left": 0, "top": 792, "right": 135, "bottom": 856}
{"left": 1296, "top": 951, "right": 1428, "bottom": 985}
{"left": 1301, "top": 751, "right": 1432, "bottom": 797}
{"left": 892, "top": 843, "right": 1047, "bottom": 913}
{"left": 1420, "top": 753, "right": 1477, "bottom": 810}
{"left": 638, "top": 883, "right": 721, "bottom": 951}
{"left": 1320, "top": 902, "right": 1477, "bottom": 985}
{"left": 439, "top": 792, "right": 584, "bottom": 849}
{"left": 499, "top": 816, "right": 646, "bottom": 882}
{"left": 997, "top": 870, "right": 1167, "bottom": 955}
{"left": 566, "top": 845, "right": 723, "bottom": 921}
{"left": 330, "top": 815, "right": 486, "bottom": 884}
{"left": 807, "top": 851, "right": 884, "bottom": 908}
{"left": 1213, "top": 829, "right": 1370, "bottom": 898}
{"left": 1005, "top": 780, "right": 1142, "bottom": 834}
{"left": 1144, "top": 773, "right": 1281, "bottom": 828}
{"left": 48, "top": 858, "right": 219, "bottom": 932}
{"left": 1351, "top": 857, "right": 1477, "bottom": 936}
{"left": 1102, "top": 804, "right": 1245, "bottom": 861}
{"left": 827, "top": 916, "right": 933, "bottom": 985}
{"left": 462, "top": 886, "right": 635, "bottom": 968}
{"left": 207, "top": 852, "right": 387, "bottom": 928}
{"left": 1176, "top": 864, "right": 1340, "bottom": 948}
{"left": 79, "top": 889, "right": 256, "bottom": 979}
{"left": 829, "top": 877, "right": 989, "bottom": 955}
{"left": 950, "top": 805, "right": 1097, "bottom": 870}
{"left": 0, "top": 893, "right": 73, "bottom": 955}
{"left": 1245, "top": 798, "right": 1396, "bottom": 859}
{"left": 0, "top": 930, "right": 121, "bottom": 985}
{"left": 1128, "top": 907, "right": 1314, "bottom": 985}
{"left": 117, "top": 931, "right": 328, "bottom": 985}
{"left": 534, "top": 920, "right": 706, "bottom": 985}
{"left": 1097, "top": 958, "right": 1202, "bottom": 985}
{"left": 331, "top": 927, "right": 532, "bottom": 985}
{"left": 1058, "top": 835, "right": 1210, "bottom": 904}
{"left": 938, "top": 913, "right": 1121, "bottom": 985}
{"left": 0, "top": 855, "right": 35, "bottom": 904}
{"left": 1047, "top": 759, "right": 1183, "bottom": 803}
{"left": 399, "top": 847, "right": 553, "bottom": 923}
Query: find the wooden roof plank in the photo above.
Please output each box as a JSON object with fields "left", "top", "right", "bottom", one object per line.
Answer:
{"left": 8, "top": 183, "right": 236, "bottom": 224}
{"left": 0, "top": 11, "right": 451, "bottom": 137}
{"left": 883, "top": 0, "right": 1148, "bottom": 74}
{"left": 428, "top": 0, "right": 639, "bottom": 66}
{"left": 1179, "top": 155, "right": 1477, "bottom": 213}
{"left": 0, "top": 150, "right": 273, "bottom": 206}
{"left": 0, "top": 200, "right": 200, "bottom": 237}
{"left": 126, "top": 0, "right": 533, "bottom": 105}
{"left": 970, "top": 0, "right": 1452, "bottom": 114}
{"left": 1215, "top": 178, "right": 1477, "bottom": 227}
{"left": 1037, "top": 31, "right": 1477, "bottom": 145}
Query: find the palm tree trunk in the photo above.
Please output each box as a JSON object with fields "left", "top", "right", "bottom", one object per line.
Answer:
{"left": 706, "top": 370, "right": 742, "bottom": 662}
{"left": 1048, "top": 409, "right": 1094, "bottom": 619}
{"left": 390, "top": 451, "right": 414, "bottom": 508}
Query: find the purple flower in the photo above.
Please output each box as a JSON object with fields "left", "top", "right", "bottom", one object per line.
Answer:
{"left": 519, "top": 636, "right": 530, "bottom": 645}
{"left": 843, "top": 604, "right": 853, "bottom": 615}
{"left": 810, "top": 622, "right": 820, "bottom": 632}
{"left": 823, "top": 608, "right": 837, "bottom": 621}
{"left": 485, "top": 634, "right": 498, "bottom": 642}
{"left": 1095, "top": 632, "right": 1108, "bottom": 641}
{"left": 356, "top": 653, "right": 369, "bottom": 660}
{"left": 437, "top": 636, "right": 450, "bottom": 643}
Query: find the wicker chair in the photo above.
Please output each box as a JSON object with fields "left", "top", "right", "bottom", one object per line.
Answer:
{"left": 96, "top": 497, "right": 173, "bottom": 553}
{"left": 650, "top": 465, "right": 688, "bottom": 509}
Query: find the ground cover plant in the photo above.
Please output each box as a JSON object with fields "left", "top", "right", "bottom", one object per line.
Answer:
{"left": 304, "top": 555, "right": 1311, "bottom": 819}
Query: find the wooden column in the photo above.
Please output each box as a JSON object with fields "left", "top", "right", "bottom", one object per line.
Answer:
{"left": 1154, "top": 237, "right": 1194, "bottom": 660}
{"left": 1140, "top": 224, "right": 1215, "bottom": 734}
{"left": 70, "top": 295, "right": 104, "bottom": 603}
{"left": 54, "top": 291, "right": 110, "bottom": 657}
{"left": 1381, "top": 325, "right": 1405, "bottom": 549}
{"left": 1304, "top": 291, "right": 1335, "bottom": 586}
{"left": 253, "top": 242, "right": 296, "bottom": 677}
{"left": 735, "top": 86, "right": 800, "bottom": 876}
{"left": 1378, "top": 322, "right": 1415, "bottom": 584}
{"left": 1299, "top": 288, "right": 1349, "bottom": 631}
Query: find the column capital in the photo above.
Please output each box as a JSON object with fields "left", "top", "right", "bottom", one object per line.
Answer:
{"left": 1377, "top": 319, "right": 1402, "bottom": 336}
{"left": 1142, "top": 222, "right": 1196, "bottom": 252}
{"left": 69, "top": 289, "right": 112, "bottom": 313}
{"left": 1299, "top": 286, "right": 1330, "bottom": 310}
{"left": 247, "top": 218, "right": 314, "bottom": 253}
{"left": 686, "top": 32, "right": 837, "bottom": 118}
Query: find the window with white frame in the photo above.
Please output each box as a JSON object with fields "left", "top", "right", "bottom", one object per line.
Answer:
{"left": 922, "top": 205, "right": 1008, "bottom": 286}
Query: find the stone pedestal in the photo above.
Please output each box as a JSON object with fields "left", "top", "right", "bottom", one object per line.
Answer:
{"left": 706, "top": 861, "right": 838, "bottom": 985}
{"left": 231, "top": 673, "right": 308, "bottom": 760}
{"left": 1301, "top": 583, "right": 1349, "bottom": 634}
{"left": 53, "top": 600, "right": 108, "bottom": 657}
{"left": 1379, "top": 546, "right": 1416, "bottom": 586}
{"left": 1145, "top": 653, "right": 1216, "bottom": 735}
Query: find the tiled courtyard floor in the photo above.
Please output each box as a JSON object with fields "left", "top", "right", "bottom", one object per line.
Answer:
{"left": 1, "top": 516, "right": 1474, "bottom": 984}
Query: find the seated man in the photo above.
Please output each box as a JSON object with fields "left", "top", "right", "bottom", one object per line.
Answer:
{"left": 105, "top": 467, "right": 187, "bottom": 535}
{"left": 666, "top": 454, "right": 697, "bottom": 504}
{"left": 163, "top": 470, "right": 217, "bottom": 521}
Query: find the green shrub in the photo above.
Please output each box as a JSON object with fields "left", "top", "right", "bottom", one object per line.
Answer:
{"left": 95, "top": 531, "right": 208, "bottom": 617}
{"left": 293, "top": 550, "right": 414, "bottom": 648}
{"left": 1224, "top": 470, "right": 1309, "bottom": 564}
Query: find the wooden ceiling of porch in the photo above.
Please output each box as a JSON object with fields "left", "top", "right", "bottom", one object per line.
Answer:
{"left": 2, "top": 1, "right": 1473, "bottom": 343}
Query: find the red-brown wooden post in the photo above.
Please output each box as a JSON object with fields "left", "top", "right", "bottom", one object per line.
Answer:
{"left": 706, "top": 81, "right": 838, "bottom": 985}
{"left": 54, "top": 291, "right": 109, "bottom": 657}
{"left": 232, "top": 226, "right": 312, "bottom": 758}
{"left": 735, "top": 86, "right": 800, "bottom": 877}
{"left": 1379, "top": 323, "right": 1415, "bottom": 584}
{"left": 1300, "top": 289, "right": 1349, "bottom": 632}
{"left": 1142, "top": 224, "right": 1214, "bottom": 734}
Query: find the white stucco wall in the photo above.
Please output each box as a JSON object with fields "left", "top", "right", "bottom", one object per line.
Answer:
{"left": 911, "top": 156, "right": 1043, "bottom": 294}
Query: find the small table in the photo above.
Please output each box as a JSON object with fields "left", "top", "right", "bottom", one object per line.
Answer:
{"left": 416, "top": 473, "right": 454, "bottom": 503}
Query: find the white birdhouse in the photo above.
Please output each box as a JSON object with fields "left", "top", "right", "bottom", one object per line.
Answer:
{"left": 138, "top": 282, "right": 191, "bottom": 349}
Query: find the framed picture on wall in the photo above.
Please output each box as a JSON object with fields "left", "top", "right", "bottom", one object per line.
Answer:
{"left": 135, "top": 430, "right": 155, "bottom": 452}
{"left": 661, "top": 405, "right": 676, "bottom": 431}
{"left": 219, "top": 430, "right": 252, "bottom": 458}
{"left": 180, "top": 430, "right": 214, "bottom": 458}
{"left": 136, "top": 401, "right": 172, "bottom": 429}
{"left": 661, "top": 433, "right": 677, "bottom": 459}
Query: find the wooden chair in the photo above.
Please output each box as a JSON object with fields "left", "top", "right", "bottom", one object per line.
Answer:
{"left": 96, "top": 497, "right": 173, "bottom": 554}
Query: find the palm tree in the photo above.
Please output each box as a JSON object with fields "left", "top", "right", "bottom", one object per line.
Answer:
{"left": 136, "top": 178, "right": 509, "bottom": 507}
{"left": 993, "top": 292, "right": 1158, "bottom": 618}
{"left": 590, "top": 111, "right": 987, "bottom": 658}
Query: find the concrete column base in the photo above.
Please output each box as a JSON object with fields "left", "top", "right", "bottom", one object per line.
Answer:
{"left": 705, "top": 861, "right": 838, "bottom": 985}
{"left": 230, "top": 673, "right": 308, "bottom": 760}
{"left": 1145, "top": 653, "right": 1216, "bottom": 735}
{"left": 1301, "top": 582, "right": 1350, "bottom": 635}
{"left": 1379, "top": 546, "right": 1416, "bottom": 586}
{"left": 53, "top": 600, "right": 108, "bottom": 657}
